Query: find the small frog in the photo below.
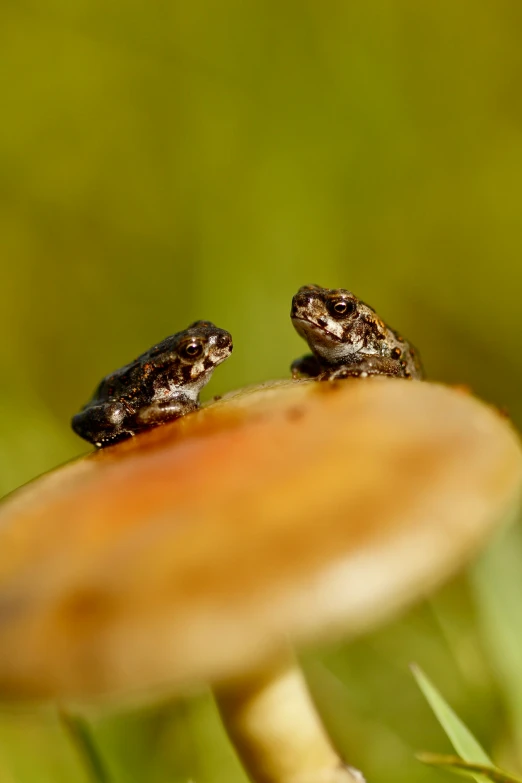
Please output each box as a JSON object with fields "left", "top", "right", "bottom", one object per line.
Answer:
{"left": 290, "top": 285, "right": 423, "bottom": 381}
{"left": 72, "top": 321, "right": 233, "bottom": 448}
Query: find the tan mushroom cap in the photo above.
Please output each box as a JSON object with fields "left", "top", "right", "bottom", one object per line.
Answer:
{"left": 0, "top": 378, "right": 519, "bottom": 702}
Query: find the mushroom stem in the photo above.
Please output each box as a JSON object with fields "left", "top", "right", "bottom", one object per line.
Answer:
{"left": 214, "top": 658, "right": 365, "bottom": 783}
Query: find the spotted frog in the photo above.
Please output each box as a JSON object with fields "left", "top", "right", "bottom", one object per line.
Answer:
{"left": 72, "top": 321, "right": 233, "bottom": 448}
{"left": 290, "top": 285, "right": 422, "bottom": 381}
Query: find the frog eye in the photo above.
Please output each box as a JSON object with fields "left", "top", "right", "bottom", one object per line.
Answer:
{"left": 180, "top": 341, "right": 204, "bottom": 361}
{"left": 326, "top": 299, "right": 356, "bottom": 318}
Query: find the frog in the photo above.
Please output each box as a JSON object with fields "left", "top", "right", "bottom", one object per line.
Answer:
{"left": 72, "top": 320, "right": 233, "bottom": 448}
{"left": 290, "top": 284, "right": 423, "bottom": 381}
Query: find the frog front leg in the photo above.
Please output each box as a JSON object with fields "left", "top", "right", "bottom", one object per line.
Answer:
{"left": 317, "top": 356, "right": 405, "bottom": 381}
{"left": 291, "top": 354, "right": 322, "bottom": 379}
{"left": 71, "top": 401, "right": 135, "bottom": 448}
{"left": 134, "top": 395, "right": 198, "bottom": 431}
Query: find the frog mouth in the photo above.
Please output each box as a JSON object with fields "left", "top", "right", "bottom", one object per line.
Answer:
{"left": 291, "top": 316, "right": 342, "bottom": 343}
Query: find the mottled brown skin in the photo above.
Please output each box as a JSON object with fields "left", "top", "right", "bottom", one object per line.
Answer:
{"left": 72, "top": 321, "right": 233, "bottom": 448}
{"left": 291, "top": 285, "right": 423, "bottom": 381}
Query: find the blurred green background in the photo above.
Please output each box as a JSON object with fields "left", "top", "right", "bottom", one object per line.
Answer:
{"left": 1, "top": 0, "right": 522, "bottom": 781}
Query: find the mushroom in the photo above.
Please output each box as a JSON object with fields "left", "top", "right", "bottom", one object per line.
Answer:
{"left": 0, "top": 378, "right": 519, "bottom": 783}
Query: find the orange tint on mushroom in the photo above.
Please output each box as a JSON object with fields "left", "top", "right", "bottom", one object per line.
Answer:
{"left": 0, "top": 378, "right": 519, "bottom": 702}
{"left": 0, "top": 378, "right": 520, "bottom": 783}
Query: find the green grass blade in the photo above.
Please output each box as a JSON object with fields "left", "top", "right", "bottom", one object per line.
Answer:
{"left": 58, "top": 708, "right": 111, "bottom": 783}
{"left": 417, "top": 753, "right": 522, "bottom": 783}
{"left": 471, "top": 521, "right": 522, "bottom": 755}
{"left": 411, "top": 664, "right": 491, "bottom": 769}
{"left": 411, "top": 664, "right": 493, "bottom": 783}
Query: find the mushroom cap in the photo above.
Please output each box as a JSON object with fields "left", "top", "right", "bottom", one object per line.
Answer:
{"left": 0, "top": 378, "right": 519, "bottom": 702}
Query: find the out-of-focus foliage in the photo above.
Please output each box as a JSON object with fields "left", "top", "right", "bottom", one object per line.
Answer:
{"left": 1, "top": 1, "right": 522, "bottom": 782}
{"left": 413, "top": 664, "right": 521, "bottom": 783}
{"left": 412, "top": 665, "right": 491, "bottom": 771}
{"left": 418, "top": 755, "right": 522, "bottom": 783}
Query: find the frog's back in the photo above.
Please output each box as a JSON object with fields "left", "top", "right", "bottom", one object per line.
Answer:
{"left": 88, "top": 334, "right": 179, "bottom": 405}
{"left": 407, "top": 341, "right": 424, "bottom": 379}
{"left": 90, "top": 359, "right": 143, "bottom": 403}
{"left": 388, "top": 326, "right": 424, "bottom": 380}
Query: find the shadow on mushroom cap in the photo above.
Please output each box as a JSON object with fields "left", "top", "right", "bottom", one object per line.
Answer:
{"left": 0, "top": 378, "right": 519, "bottom": 703}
